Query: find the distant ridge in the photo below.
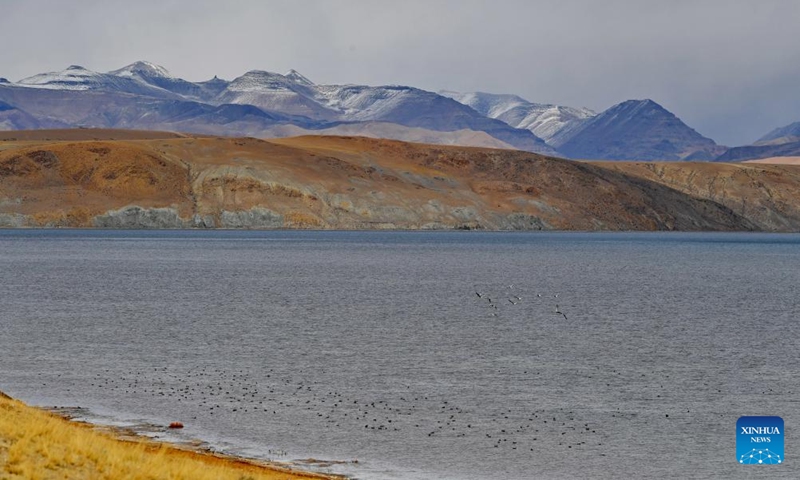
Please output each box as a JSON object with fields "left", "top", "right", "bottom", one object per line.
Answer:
{"left": 756, "top": 121, "right": 800, "bottom": 146}
{"left": 710, "top": 119, "right": 800, "bottom": 161}
{"left": 558, "top": 99, "right": 721, "bottom": 160}
{"left": 715, "top": 141, "right": 800, "bottom": 162}
{"left": 0, "top": 100, "right": 66, "bottom": 130}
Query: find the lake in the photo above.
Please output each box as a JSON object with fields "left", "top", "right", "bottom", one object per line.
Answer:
{"left": 1, "top": 230, "right": 798, "bottom": 479}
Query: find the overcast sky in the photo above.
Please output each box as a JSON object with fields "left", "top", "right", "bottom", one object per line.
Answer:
{"left": 1, "top": 0, "right": 799, "bottom": 145}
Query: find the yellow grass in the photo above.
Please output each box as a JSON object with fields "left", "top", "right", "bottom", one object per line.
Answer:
{"left": 0, "top": 392, "right": 331, "bottom": 480}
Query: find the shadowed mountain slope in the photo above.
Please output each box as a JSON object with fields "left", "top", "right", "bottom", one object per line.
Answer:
{"left": 756, "top": 121, "right": 800, "bottom": 145}
{"left": 715, "top": 141, "right": 800, "bottom": 162}
{"left": 711, "top": 119, "right": 800, "bottom": 162}
{"left": 558, "top": 99, "right": 722, "bottom": 160}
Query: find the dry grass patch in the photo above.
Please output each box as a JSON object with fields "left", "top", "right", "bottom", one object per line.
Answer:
{"left": 0, "top": 394, "right": 331, "bottom": 480}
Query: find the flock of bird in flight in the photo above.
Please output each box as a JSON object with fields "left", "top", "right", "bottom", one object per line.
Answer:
{"left": 475, "top": 284, "right": 568, "bottom": 320}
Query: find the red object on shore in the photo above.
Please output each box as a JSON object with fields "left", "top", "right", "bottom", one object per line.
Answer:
{"left": 168, "top": 422, "right": 184, "bottom": 429}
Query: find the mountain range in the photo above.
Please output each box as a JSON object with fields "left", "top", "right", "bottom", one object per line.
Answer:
{"left": 1, "top": 61, "right": 798, "bottom": 161}
{"left": 716, "top": 121, "right": 800, "bottom": 161}
{"left": 438, "top": 90, "right": 596, "bottom": 148}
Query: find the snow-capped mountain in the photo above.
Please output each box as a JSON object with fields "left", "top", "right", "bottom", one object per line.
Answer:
{"left": 284, "top": 69, "right": 314, "bottom": 86}
{"left": 2, "top": 62, "right": 735, "bottom": 160}
{"left": 17, "top": 65, "right": 108, "bottom": 91}
{"left": 108, "top": 61, "right": 225, "bottom": 101}
{"left": 1, "top": 63, "right": 554, "bottom": 153}
{"left": 439, "top": 91, "right": 530, "bottom": 118}
{"left": 213, "top": 71, "right": 555, "bottom": 153}
{"left": 315, "top": 85, "right": 552, "bottom": 151}
{"left": 215, "top": 70, "right": 337, "bottom": 120}
{"left": 17, "top": 64, "right": 179, "bottom": 99}
{"left": 110, "top": 60, "right": 171, "bottom": 79}
{"left": 558, "top": 99, "right": 721, "bottom": 160}
{"left": 440, "top": 91, "right": 595, "bottom": 146}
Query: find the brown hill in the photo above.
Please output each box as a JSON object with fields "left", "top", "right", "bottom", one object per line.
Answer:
{"left": 592, "top": 160, "right": 800, "bottom": 231}
{"left": 1, "top": 130, "right": 798, "bottom": 231}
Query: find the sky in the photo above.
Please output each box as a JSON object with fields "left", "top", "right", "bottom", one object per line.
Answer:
{"left": 1, "top": 0, "right": 799, "bottom": 145}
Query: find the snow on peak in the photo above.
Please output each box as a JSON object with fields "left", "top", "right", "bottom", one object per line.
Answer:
{"left": 110, "top": 61, "right": 172, "bottom": 79}
{"left": 439, "top": 90, "right": 531, "bottom": 118}
{"left": 605, "top": 99, "right": 669, "bottom": 120}
{"left": 14, "top": 63, "right": 180, "bottom": 98}
{"left": 311, "top": 84, "right": 421, "bottom": 120}
{"left": 617, "top": 98, "right": 660, "bottom": 110}
{"left": 441, "top": 90, "right": 597, "bottom": 144}
{"left": 285, "top": 69, "right": 314, "bottom": 86}
{"left": 17, "top": 65, "right": 104, "bottom": 90}
{"left": 227, "top": 70, "right": 303, "bottom": 93}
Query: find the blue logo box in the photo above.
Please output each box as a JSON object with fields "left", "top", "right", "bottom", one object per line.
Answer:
{"left": 737, "top": 416, "right": 784, "bottom": 464}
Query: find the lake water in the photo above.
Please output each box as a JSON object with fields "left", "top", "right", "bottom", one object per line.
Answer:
{"left": 1, "top": 230, "right": 798, "bottom": 479}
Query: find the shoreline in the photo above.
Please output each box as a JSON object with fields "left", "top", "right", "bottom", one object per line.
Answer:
{"left": 2, "top": 226, "right": 800, "bottom": 234}
{"left": 0, "top": 390, "right": 348, "bottom": 480}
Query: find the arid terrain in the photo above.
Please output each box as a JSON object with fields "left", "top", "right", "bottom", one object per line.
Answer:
{"left": 1, "top": 129, "right": 800, "bottom": 231}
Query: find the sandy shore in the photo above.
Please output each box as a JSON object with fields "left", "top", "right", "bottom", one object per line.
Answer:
{"left": 0, "top": 390, "right": 345, "bottom": 480}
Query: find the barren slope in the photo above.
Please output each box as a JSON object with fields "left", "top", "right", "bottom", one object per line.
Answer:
{"left": 593, "top": 161, "right": 800, "bottom": 231}
{"left": 1, "top": 129, "right": 797, "bottom": 231}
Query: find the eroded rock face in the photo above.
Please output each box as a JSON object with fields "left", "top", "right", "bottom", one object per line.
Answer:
{"left": 219, "top": 208, "right": 283, "bottom": 229}
{"left": 0, "top": 213, "right": 27, "bottom": 227}
{"left": 502, "top": 213, "right": 548, "bottom": 231}
{"left": 93, "top": 206, "right": 186, "bottom": 229}
{"left": 191, "top": 214, "right": 216, "bottom": 228}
